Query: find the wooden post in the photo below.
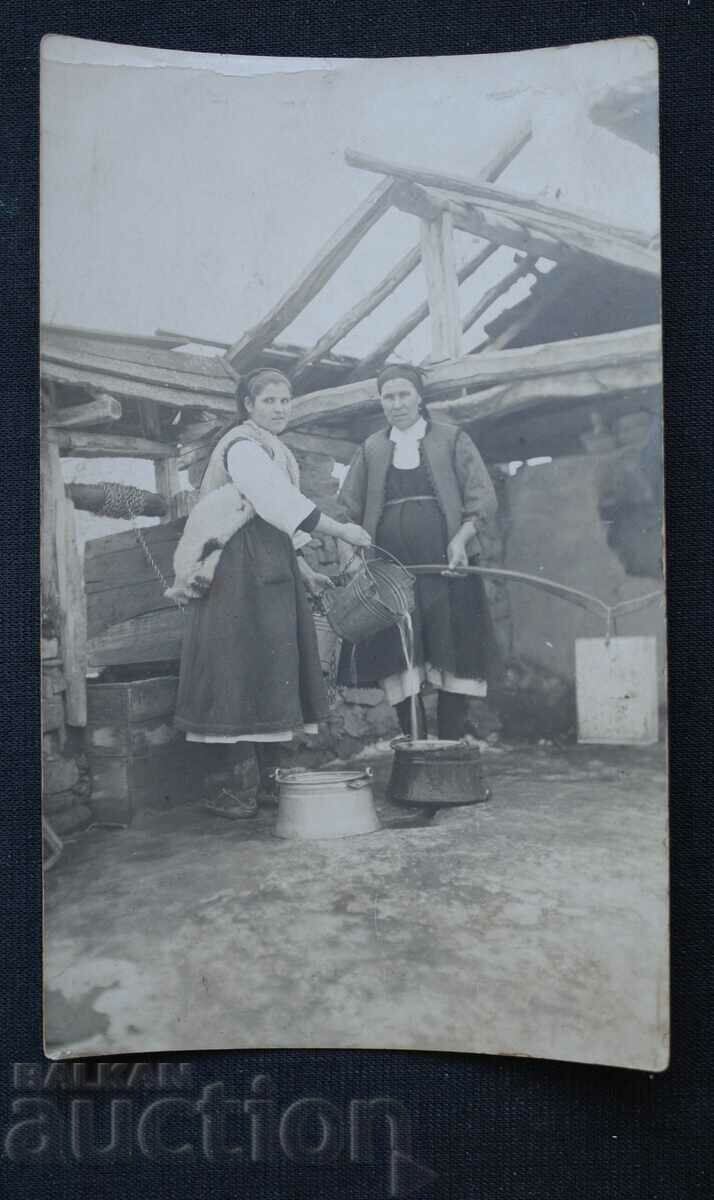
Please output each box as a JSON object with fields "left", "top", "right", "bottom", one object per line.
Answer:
{"left": 41, "top": 420, "right": 87, "bottom": 726}
{"left": 154, "top": 458, "right": 181, "bottom": 523}
{"left": 420, "top": 211, "right": 463, "bottom": 362}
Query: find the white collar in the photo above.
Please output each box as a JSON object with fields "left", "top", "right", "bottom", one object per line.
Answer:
{"left": 389, "top": 416, "right": 427, "bottom": 445}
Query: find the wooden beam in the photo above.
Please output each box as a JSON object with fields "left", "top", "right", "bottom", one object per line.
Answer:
{"left": 425, "top": 324, "right": 662, "bottom": 398}
{"left": 393, "top": 180, "right": 568, "bottom": 264}
{"left": 41, "top": 343, "right": 235, "bottom": 399}
{"left": 42, "top": 328, "right": 234, "bottom": 382}
{"left": 477, "top": 121, "right": 534, "bottom": 182}
{"left": 41, "top": 360, "right": 236, "bottom": 417}
{"left": 52, "top": 430, "right": 174, "bottom": 459}
{"left": 283, "top": 430, "right": 360, "bottom": 464}
{"left": 473, "top": 265, "right": 577, "bottom": 353}
{"left": 345, "top": 147, "right": 659, "bottom": 275}
{"left": 40, "top": 322, "right": 188, "bottom": 349}
{"left": 428, "top": 361, "right": 662, "bottom": 426}
{"left": 420, "top": 211, "right": 463, "bottom": 361}
{"left": 154, "top": 459, "right": 181, "bottom": 523}
{"left": 349, "top": 244, "right": 499, "bottom": 379}
{"left": 288, "top": 378, "right": 381, "bottom": 430}
{"left": 288, "top": 325, "right": 662, "bottom": 433}
{"left": 291, "top": 244, "right": 422, "bottom": 383}
{"left": 66, "top": 483, "right": 167, "bottom": 517}
{"left": 226, "top": 178, "right": 395, "bottom": 369}
{"left": 461, "top": 256, "right": 534, "bottom": 336}
{"left": 47, "top": 394, "right": 122, "bottom": 429}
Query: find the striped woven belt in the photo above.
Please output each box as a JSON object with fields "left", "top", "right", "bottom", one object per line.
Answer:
{"left": 383, "top": 496, "right": 438, "bottom": 507}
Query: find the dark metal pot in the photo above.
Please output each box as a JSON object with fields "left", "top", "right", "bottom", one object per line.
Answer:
{"left": 387, "top": 738, "right": 491, "bottom": 810}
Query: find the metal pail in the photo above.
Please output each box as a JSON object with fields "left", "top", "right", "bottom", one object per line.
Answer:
{"left": 274, "top": 768, "right": 380, "bottom": 840}
{"left": 325, "top": 558, "right": 415, "bottom": 643}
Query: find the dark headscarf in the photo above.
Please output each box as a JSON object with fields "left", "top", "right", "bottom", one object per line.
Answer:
{"left": 376, "top": 364, "right": 425, "bottom": 396}
{"left": 376, "top": 363, "right": 429, "bottom": 419}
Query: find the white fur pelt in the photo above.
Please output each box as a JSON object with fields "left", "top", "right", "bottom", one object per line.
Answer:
{"left": 165, "top": 420, "right": 304, "bottom": 604}
{"left": 164, "top": 483, "right": 254, "bottom": 603}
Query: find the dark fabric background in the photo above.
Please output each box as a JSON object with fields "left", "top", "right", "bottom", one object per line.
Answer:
{"left": 2, "top": 3, "right": 712, "bottom": 1197}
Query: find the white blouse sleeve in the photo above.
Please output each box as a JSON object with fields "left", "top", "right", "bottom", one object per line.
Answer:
{"left": 226, "top": 440, "right": 316, "bottom": 537}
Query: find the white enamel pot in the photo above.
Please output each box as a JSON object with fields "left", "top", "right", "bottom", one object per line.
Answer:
{"left": 273, "top": 767, "right": 380, "bottom": 840}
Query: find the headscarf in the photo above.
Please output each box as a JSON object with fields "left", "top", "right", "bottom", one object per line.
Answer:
{"left": 376, "top": 363, "right": 425, "bottom": 396}
{"left": 376, "top": 363, "right": 429, "bottom": 419}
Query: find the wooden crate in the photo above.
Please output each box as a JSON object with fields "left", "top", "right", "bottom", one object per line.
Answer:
{"left": 85, "top": 675, "right": 201, "bottom": 824}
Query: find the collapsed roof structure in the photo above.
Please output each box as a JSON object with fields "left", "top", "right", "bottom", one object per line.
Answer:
{"left": 40, "top": 109, "right": 662, "bottom": 712}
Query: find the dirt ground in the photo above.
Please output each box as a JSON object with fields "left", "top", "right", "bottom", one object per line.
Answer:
{"left": 43, "top": 741, "right": 668, "bottom": 1070}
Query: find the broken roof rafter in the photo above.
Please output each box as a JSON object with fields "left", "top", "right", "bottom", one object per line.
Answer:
{"left": 345, "top": 147, "right": 659, "bottom": 276}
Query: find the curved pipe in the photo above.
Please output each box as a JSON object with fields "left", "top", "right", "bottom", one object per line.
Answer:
{"left": 402, "top": 564, "right": 663, "bottom": 624}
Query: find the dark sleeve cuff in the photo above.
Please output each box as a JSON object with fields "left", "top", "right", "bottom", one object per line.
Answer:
{"left": 297, "top": 506, "right": 321, "bottom": 534}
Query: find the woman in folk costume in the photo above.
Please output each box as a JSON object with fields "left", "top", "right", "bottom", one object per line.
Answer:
{"left": 173, "top": 368, "right": 371, "bottom": 815}
{"left": 337, "top": 365, "right": 500, "bottom": 741}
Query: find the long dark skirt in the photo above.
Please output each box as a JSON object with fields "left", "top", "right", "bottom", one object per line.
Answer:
{"left": 337, "top": 498, "right": 500, "bottom": 689}
{"left": 175, "top": 517, "right": 328, "bottom": 738}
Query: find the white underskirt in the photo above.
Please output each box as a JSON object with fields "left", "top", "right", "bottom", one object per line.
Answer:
{"left": 186, "top": 724, "right": 319, "bottom": 745}
{"left": 381, "top": 664, "right": 487, "bottom": 706}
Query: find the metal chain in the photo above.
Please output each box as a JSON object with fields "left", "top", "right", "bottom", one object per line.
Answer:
{"left": 102, "top": 482, "right": 186, "bottom": 615}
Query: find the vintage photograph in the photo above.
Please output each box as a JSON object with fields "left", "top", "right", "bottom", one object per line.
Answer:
{"left": 40, "top": 36, "right": 666, "bottom": 1068}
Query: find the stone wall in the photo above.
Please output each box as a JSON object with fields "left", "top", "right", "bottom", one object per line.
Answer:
{"left": 500, "top": 450, "right": 666, "bottom": 719}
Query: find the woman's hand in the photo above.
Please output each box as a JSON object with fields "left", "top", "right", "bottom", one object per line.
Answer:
{"left": 297, "top": 557, "right": 335, "bottom": 596}
{"left": 338, "top": 522, "right": 372, "bottom": 549}
{"left": 447, "top": 532, "right": 471, "bottom": 570}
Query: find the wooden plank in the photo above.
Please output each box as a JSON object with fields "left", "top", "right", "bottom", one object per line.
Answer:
{"left": 428, "top": 360, "right": 662, "bottom": 425}
{"left": 41, "top": 322, "right": 188, "bottom": 349}
{"left": 349, "top": 244, "right": 499, "bottom": 378}
{"left": 461, "top": 256, "right": 534, "bottom": 336}
{"left": 424, "top": 324, "right": 662, "bottom": 398}
{"left": 41, "top": 361, "right": 236, "bottom": 416}
{"left": 53, "top": 430, "right": 174, "bottom": 460}
{"left": 87, "top": 582, "right": 177, "bottom": 641}
{"left": 290, "top": 243, "right": 422, "bottom": 383}
{"left": 157, "top": 329, "right": 360, "bottom": 371}
{"left": 41, "top": 344, "right": 236, "bottom": 398}
{"left": 283, "top": 430, "right": 360, "bottom": 464}
{"left": 345, "top": 148, "right": 660, "bottom": 275}
{"left": 288, "top": 378, "right": 381, "bottom": 430}
{"left": 291, "top": 326, "right": 661, "bottom": 431}
{"left": 84, "top": 534, "right": 181, "bottom": 590}
{"left": 47, "top": 394, "right": 122, "bottom": 429}
{"left": 87, "top": 676, "right": 179, "bottom": 724}
{"left": 226, "top": 178, "right": 395, "bottom": 369}
{"left": 84, "top": 520, "right": 184, "bottom": 563}
{"left": 419, "top": 211, "right": 463, "bottom": 361}
{"left": 87, "top": 609, "right": 185, "bottom": 669}
{"left": 42, "top": 329, "right": 233, "bottom": 381}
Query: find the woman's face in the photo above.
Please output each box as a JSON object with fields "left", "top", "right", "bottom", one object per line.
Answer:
{"left": 246, "top": 380, "right": 293, "bottom": 434}
{"left": 379, "top": 378, "right": 422, "bottom": 431}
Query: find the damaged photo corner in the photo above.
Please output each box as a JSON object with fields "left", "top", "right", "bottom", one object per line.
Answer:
{"left": 39, "top": 34, "right": 667, "bottom": 1071}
